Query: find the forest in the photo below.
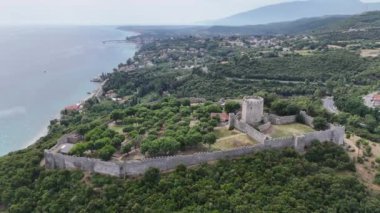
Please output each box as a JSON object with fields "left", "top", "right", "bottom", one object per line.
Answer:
{"left": 2, "top": 131, "right": 380, "bottom": 212}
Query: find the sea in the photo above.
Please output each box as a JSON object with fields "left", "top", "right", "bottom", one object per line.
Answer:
{"left": 0, "top": 26, "right": 136, "bottom": 156}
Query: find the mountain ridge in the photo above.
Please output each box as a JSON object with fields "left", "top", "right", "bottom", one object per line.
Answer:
{"left": 211, "top": 0, "right": 380, "bottom": 26}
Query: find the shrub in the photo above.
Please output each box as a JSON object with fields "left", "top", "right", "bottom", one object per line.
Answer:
{"left": 203, "top": 133, "right": 217, "bottom": 149}
{"left": 313, "top": 117, "right": 329, "bottom": 130}
{"left": 98, "top": 145, "right": 116, "bottom": 161}
{"left": 296, "top": 113, "right": 305, "bottom": 124}
{"left": 70, "top": 143, "right": 89, "bottom": 156}
{"left": 143, "top": 168, "right": 160, "bottom": 186}
{"left": 357, "top": 156, "right": 364, "bottom": 164}
{"left": 224, "top": 101, "right": 241, "bottom": 113}
{"left": 364, "top": 146, "right": 373, "bottom": 157}
{"left": 375, "top": 157, "right": 380, "bottom": 164}
{"left": 123, "top": 125, "right": 134, "bottom": 133}
{"left": 121, "top": 143, "right": 133, "bottom": 154}
{"left": 374, "top": 174, "right": 380, "bottom": 185}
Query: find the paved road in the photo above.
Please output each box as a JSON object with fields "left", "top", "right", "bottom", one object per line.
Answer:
{"left": 226, "top": 77, "right": 324, "bottom": 85}
{"left": 322, "top": 97, "right": 340, "bottom": 114}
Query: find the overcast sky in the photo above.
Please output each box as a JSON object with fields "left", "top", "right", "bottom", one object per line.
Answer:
{"left": 0, "top": 0, "right": 379, "bottom": 25}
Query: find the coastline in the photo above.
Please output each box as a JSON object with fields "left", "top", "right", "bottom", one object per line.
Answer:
{"left": 14, "top": 29, "right": 139, "bottom": 156}
{"left": 23, "top": 80, "right": 106, "bottom": 150}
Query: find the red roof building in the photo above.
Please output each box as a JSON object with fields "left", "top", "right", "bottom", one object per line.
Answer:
{"left": 211, "top": 112, "right": 230, "bottom": 122}
{"left": 373, "top": 94, "right": 380, "bottom": 101}
{"left": 373, "top": 94, "right": 380, "bottom": 106}
{"left": 65, "top": 104, "right": 82, "bottom": 111}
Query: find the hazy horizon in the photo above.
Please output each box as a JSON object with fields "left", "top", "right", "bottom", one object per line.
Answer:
{"left": 1, "top": 0, "right": 379, "bottom": 26}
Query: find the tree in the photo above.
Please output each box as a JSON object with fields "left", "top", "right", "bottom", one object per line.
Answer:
{"left": 313, "top": 117, "right": 329, "bottom": 130}
{"left": 364, "top": 114, "right": 377, "bottom": 133}
{"left": 93, "top": 138, "right": 111, "bottom": 150}
{"left": 70, "top": 143, "right": 89, "bottom": 156}
{"left": 203, "top": 133, "right": 217, "bottom": 149}
{"left": 141, "top": 137, "right": 180, "bottom": 156}
{"left": 97, "top": 145, "right": 116, "bottom": 161}
{"left": 181, "top": 99, "right": 191, "bottom": 106}
{"left": 110, "top": 110, "right": 124, "bottom": 121}
{"left": 207, "top": 104, "right": 223, "bottom": 113}
{"left": 285, "top": 104, "right": 300, "bottom": 115}
{"left": 143, "top": 168, "right": 160, "bottom": 186}
{"left": 271, "top": 100, "right": 288, "bottom": 116}
{"left": 224, "top": 101, "right": 241, "bottom": 113}
{"left": 185, "top": 132, "right": 203, "bottom": 147}
{"left": 121, "top": 143, "right": 133, "bottom": 154}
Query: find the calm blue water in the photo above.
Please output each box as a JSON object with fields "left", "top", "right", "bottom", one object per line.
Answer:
{"left": 0, "top": 26, "right": 136, "bottom": 156}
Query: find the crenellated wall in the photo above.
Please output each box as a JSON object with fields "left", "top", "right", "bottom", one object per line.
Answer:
{"left": 264, "top": 136, "right": 295, "bottom": 149}
{"left": 45, "top": 118, "right": 345, "bottom": 177}
{"left": 268, "top": 114, "right": 297, "bottom": 125}
{"left": 45, "top": 145, "right": 268, "bottom": 177}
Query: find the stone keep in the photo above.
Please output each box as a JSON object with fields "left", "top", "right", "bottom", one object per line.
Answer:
{"left": 242, "top": 96, "right": 264, "bottom": 125}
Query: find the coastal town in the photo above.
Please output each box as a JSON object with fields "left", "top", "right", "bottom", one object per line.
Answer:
{"left": 49, "top": 26, "right": 379, "bottom": 185}
{"left": 2, "top": 2, "right": 380, "bottom": 212}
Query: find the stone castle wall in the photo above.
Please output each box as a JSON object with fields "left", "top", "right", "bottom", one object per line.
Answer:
{"left": 44, "top": 150, "right": 123, "bottom": 177}
{"left": 45, "top": 145, "right": 267, "bottom": 177}
{"left": 300, "top": 111, "right": 314, "bottom": 127}
{"left": 229, "top": 114, "right": 267, "bottom": 143}
{"left": 268, "top": 114, "right": 297, "bottom": 125}
{"left": 258, "top": 122, "right": 272, "bottom": 132}
{"left": 46, "top": 106, "right": 345, "bottom": 178}
{"left": 45, "top": 125, "right": 344, "bottom": 177}
{"left": 264, "top": 136, "right": 295, "bottom": 149}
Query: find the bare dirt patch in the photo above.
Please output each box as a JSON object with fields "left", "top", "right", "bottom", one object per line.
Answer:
{"left": 327, "top": 45, "right": 343, "bottom": 49}
{"left": 360, "top": 49, "right": 380, "bottom": 58}
{"left": 345, "top": 135, "right": 380, "bottom": 192}
{"left": 212, "top": 133, "right": 257, "bottom": 151}
{"left": 269, "top": 124, "right": 315, "bottom": 138}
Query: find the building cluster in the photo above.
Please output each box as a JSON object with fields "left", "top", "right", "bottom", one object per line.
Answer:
{"left": 372, "top": 93, "right": 380, "bottom": 107}
{"left": 117, "top": 34, "right": 317, "bottom": 74}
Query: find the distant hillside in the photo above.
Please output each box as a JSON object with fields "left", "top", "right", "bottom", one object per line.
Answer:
{"left": 119, "top": 11, "right": 380, "bottom": 37}
{"left": 212, "top": 0, "right": 380, "bottom": 26}
{"left": 202, "top": 11, "right": 380, "bottom": 36}
{"left": 203, "top": 16, "right": 348, "bottom": 35}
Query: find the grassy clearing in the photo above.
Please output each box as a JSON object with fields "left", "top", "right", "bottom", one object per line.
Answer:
{"left": 109, "top": 125, "right": 124, "bottom": 134}
{"left": 212, "top": 133, "right": 257, "bottom": 151}
{"left": 270, "top": 123, "right": 315, "bottom": 138}
{"left": 214, "top": 127, "right": 239, "bottom": 139}
{"left": 295, "top": 50, "right": 315, "bottom": 56}
{"left": 189, "top": 120, "right": 200, "bottom": 128}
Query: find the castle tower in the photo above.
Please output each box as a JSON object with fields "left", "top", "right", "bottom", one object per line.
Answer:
{"left": 242, "top": 96, "right": 264, "bottom": 126}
